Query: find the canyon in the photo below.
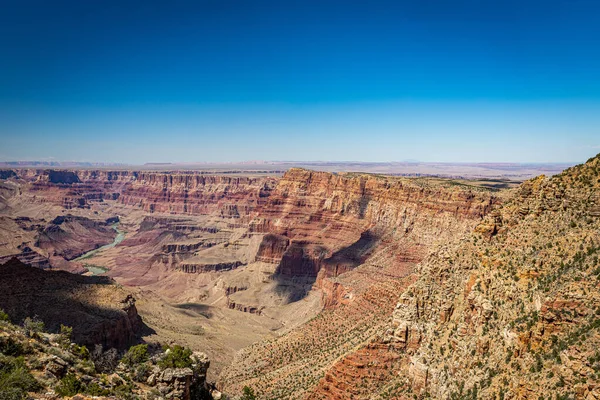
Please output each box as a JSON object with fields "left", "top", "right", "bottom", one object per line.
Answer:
{"left": 1, "top": 157, "right": 598, "bottom": 399}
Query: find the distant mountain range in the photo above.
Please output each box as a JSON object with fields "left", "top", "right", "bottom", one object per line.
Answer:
{"left": 0, "top": 160, "right": 574, "bottom": 179}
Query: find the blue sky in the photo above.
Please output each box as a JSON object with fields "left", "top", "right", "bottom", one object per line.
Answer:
{"left": 0, "top": 0, "right": 599, "bottom": 164}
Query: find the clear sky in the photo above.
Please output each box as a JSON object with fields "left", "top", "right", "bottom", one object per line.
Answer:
{"left": 1, "top": 0, "right": 599, "bottom": 164}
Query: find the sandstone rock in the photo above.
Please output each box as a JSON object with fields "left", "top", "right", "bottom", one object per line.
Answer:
{"left": 147, "top": 373, "right": 157, "bottom": 386}
{"left": 44, "top": 356, "right": 68, "bottom": 378}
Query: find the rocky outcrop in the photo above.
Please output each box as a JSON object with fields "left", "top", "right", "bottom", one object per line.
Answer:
{"left": 0, "top": 258, "right": 143, "bottom": 350}
{"left": 224, "top": 285, "right": 247, "bottom": 296}
{"left": 178, "top": 261, "right": 244, "bottom": 273}
{"left": 0, "top": 318, "right": 214, "bottom": 400}
{"left": 369, "top": 154, "right": 600, "bottom": 399}
{"left": 276, "top": 241, "right": 328, "bottom": 277}
{"left": 45, "top": 170, "right": 80, "bottom": 184}
{"left": 255, "top": 233, "right": 290, "bottom": 263}
{"left": 226, "top": 298, "right": 264, "bottom": 315}
{"left": 145, "top": 351, "right": 211, "bottom": 400}
{"left": 0, "top": 246, "right": 51, "bottom": 269}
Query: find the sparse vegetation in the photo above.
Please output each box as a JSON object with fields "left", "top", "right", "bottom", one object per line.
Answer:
{"left": 159, "top": 344, "right": 193, "bottom": 369}
{"left": 0, "top": 355, "right": 41, "bottom": 399}
{"left": 121, "top": 343, "right": 149, "bottom": 366}
{"left": 55, "top": 373, "right": 85, "bottom": 397}
{"left": 22, "top": 317, "right": 44, "bottom": 336}
{"left": 241, "top": 385, "right": 257, "bottom": 400}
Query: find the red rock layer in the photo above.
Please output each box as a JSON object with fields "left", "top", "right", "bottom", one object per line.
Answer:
{"left": 35, "top": 215, "right": 116, "bottom": 260}
{"left": 219, "top": 170, "right": 500, "bottom": 398}
{"left": 251, "top": 168, "right": 498, "bottom": 281}
{"left": 117, "top": 173, "right": 276, "bottom": 216}
{"left": 12, "top": 169, "right": 277, "bottom": 217}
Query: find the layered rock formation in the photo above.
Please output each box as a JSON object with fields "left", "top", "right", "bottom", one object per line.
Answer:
{"left": 219, "top": 170, "right": 501, "bottom": 398}
{"left": 115, "top": 172, "right": 275, "bottom": 216}
{"left": 251, "top": 168, "right": 496, "bottom": 278}
{"left": 7, "top": 169, "right": 276, "bottom": 215}
{"left": 296, "top": 154, "right": 600, "bottom": 400}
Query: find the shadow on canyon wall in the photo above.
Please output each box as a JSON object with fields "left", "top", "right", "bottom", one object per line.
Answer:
{"left": 0, "top": 258, "right": 153, "bottom": 350}
{"left": 272, "top": 230, "right": 380, "bottom": 303}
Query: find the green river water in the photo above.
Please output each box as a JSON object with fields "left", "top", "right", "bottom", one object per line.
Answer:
{"left": 74, "top": 223, "right": 125, "bottom": 275}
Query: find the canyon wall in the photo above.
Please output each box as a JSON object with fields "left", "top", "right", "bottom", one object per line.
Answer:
{"left": 309, "top": 155, "right": 600, "bottom": 399}
{"left": 219, "top": 169, "right": 502, "bottom": 398}
{"left": 12, "top": 169, "right": 276, "bottom": 216}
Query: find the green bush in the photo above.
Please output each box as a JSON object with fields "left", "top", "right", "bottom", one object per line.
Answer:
{"left": 59, "top": 324, "right": 73, "bottom": 348}
{"left": 85, "top": 382, "right": 110, "bottom": 396}
{"left": 0, "top": 356, "right": 41, "bottom": 399}
{"left": 0, "top": 309, "right": 9, "bottom": 322}
{"left": 0, "top": 337, "right": 24, "bottom": 357}
{"left": 133, "top": 363, "right": 149, "bottom": 382}
{"left": 23, "top": 317, "right": 44, "bottom": 336}
{"left": 112, "top": 382, "right": 136, "bottom": 400}
{"left": 73, "top": 344, "right": 90, "bottom": 360}
{"left": 241, "top": 386, "right": 257, "bottom": 400}
{"left": 121, "top": 344, "right": 149, "bottom": 366}
{"left": 158, "top": 345, "right": 193, "bottom": 369}
{"left": 55, "top": 373, "right": 84, "bottom": 397}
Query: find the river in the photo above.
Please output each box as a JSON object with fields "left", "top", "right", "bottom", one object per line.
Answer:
{"left": 74, "top": 223, "right": 125, "bottom": 275}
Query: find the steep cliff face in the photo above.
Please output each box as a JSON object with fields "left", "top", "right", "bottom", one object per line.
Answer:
{"left": 117, "top": 173, "right": 276, "bottom": 216}
{"left": 15, "top": 169, "right": 129, "bottom": 209}
{"left": 255, "top": 233, "right": 290, "bottom": 263}
{"left": 313, "top": 154, "right": 600, "bottom": 399}
{"left": 252, "top": 169, "right": 496, "bottom": 279}
{"left": 219, "top": 170, "right": 501, "bottom": 398}
{"left": 0, "top": 258, "right": 144, "bottom": 350}
{"left": 12, "top": 169, "right": 276, "bottom": 216}
{"left": 248, "top": 168, "right": 499, "bottom": 310}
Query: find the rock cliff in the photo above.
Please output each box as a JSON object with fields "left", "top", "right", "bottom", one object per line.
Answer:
{"left": 219, "top": 170, "right": 501, "bottom": 398}
{"left": 296, "top": 154, "right": 600, "bottom": 400}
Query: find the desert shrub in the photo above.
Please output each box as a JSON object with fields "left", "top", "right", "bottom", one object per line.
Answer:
{"left": 0, "top": 337, "right": 24, "bottom": 357}
{"left": 85, "top": 382, "right": 110, "bottom": 396}
{"left": 121, "top": 344, "right": 149, "bottom": 366}
{"left": 55, "top": 373, "right": 84, "bottom": 397}
{"left": 133, "top": 363, "right": 149, "bottom": 382}
{"left": 72, "top": 344, "right": 90, "bottom": 360}
{"left": 159, "top": 345, "right": 193, "bottom": 369}
{"left": 0, "top": 309, "right": 9, "bottom": 322}
{"left": 22, "top": 317, "right": 44, "bottom": 336}
{"left": 112, "top": 382, "right": 136, "bottom": 400}
{"left": 0, "top": 356, "right": 41, "bottom": 399}
{"left": 58, "top": 324, "right": 73, "bottom": 348}
{"left": 241, "top": 386, "right": 257, "bottom": 400}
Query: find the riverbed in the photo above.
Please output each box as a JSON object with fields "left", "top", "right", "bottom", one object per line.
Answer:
{"left": 75, "top": 223, "right": 125, "bottom": 275}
